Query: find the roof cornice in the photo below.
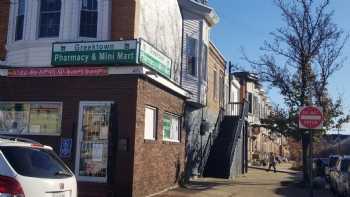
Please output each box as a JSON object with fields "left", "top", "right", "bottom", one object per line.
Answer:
{"left": 178, "top": 0, "right": 219, "bottom": 26}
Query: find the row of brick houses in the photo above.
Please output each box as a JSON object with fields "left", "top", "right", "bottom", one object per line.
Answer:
{"left": 0, "top": 0, "right": 288, "bottom": 197}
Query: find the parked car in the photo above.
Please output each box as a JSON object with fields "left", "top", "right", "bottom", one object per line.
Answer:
{"left": 326, "top": 155, "right": 341, "bottom": 181}
{"left": 313, "top": 157, "right": 329, "bottom": 177}
{"left": 0, "top": 136, "right": 77, "bottom": 197}
{"left": 329, "top": 156, "right": 350, "bottom": 196}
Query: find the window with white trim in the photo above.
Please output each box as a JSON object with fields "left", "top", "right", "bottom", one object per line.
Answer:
{"left": 80, "top": 0, "right": 98, "bottom": 38}
{"left": 186, "top": 36, "right": 197, "bottom": 77}
{"left": 39, "top": 0, "right": 62, "bottom": 38}
{"left": 15, "top": 0, "right": 25, "bottom": 41}
{"left": 0, "top": 102, "right": 62, "bottom": 135}
{"left": 144, "top": 106, "right": 157, "bottom": 140}
{"left": 163, "top": 113, "right": 180, "bottom": 142}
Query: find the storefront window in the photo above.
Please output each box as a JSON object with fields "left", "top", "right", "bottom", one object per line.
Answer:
{"left": 75, "top": 102, "right": 111, "bottom": 182}
{"left": 163, "top": 113, "right": 180, "bottom": 142}
{"left": 0, "top": 102, "right": 62, "bottom": 135}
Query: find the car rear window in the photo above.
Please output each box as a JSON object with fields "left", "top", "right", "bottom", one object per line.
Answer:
{"left": 329, "top": 157, "right": 339, "bottom": 167}
{"left": 0, "top": 146, "right": 73, "bottom": 179}
{"left": 341, "top": 159, "right": 350, "bottom": 172}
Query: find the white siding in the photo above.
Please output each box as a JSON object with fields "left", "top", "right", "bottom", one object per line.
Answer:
{"left": 5, "top": 0, "right": 111, "bottom": 67}
{"left": 181, "top": 9, "right": 209, "bottom": 104}
{"left": 139, "top": 0, "right": 183, "bottom": 83}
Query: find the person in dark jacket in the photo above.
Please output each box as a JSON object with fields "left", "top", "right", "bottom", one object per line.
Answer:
{"left": 267, "top": 152, "right": 277, "bottom": 173}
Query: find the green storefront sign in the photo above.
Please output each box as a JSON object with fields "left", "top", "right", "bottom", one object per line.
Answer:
{"left": 51, "top": 39, "right": 172, "bottom": 79}
{"left": 52, "top": 40, "right": 138, "bottom": 65}
{"left": 139, "top": 41, "right": 172, "bottom": 78}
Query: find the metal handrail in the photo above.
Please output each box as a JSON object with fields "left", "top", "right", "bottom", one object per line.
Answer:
{"left": 198, "top": 108, "right": 224, "bottom": 176}
{"left": 227, "top": 100, "right": 249, "bottom": 172}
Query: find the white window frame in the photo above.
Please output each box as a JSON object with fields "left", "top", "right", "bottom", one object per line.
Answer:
{"left": 79, "top": 0, "right": 98, "bottom": 38}
{"left": 0, "top": 101, "right": 63, "bottom": 136}
{"left": 162, "top": 113, "right": 181, "bottom": 143}
{"left": 186, "top": 35, "right": 198, "bottom": 78}
{"left": 73, "top": 0, "right": 111, "bottom": 41}
{"left": 144, "top": 106, "right": 157, "bottom": 140}
{"left": 74, "top": 101, "right": 113, "bottom": 183}
{"left": 14, "top": 0, "right": 25, "bottom": 41}
{"left": 37, "top": 0, "right": 63, "bottom": 39}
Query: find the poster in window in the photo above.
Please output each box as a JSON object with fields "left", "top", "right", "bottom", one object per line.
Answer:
{"left": 92, "top": 143, "right": 103, "bottom": 162}
{"left": 29, "top": 103, "right": 61, "bottom": 135}
{"left": 163, "top": 115, "right": 171, "bottom": 139}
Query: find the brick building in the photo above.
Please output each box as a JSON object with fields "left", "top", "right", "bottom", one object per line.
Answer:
{"left": 0, "top": 0, "right": 188, "bottom": 196}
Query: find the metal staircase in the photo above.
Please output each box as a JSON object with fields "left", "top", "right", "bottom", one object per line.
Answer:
{"left": 203, "top": 100, "right": 249, "bottom": 179}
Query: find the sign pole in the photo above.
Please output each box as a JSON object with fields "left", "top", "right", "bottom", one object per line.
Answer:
{"left": 309, "top": 130, "right": 313, "bottom": 197}
{"left": 298, "top": 106, "right": 323, "bottom": 197}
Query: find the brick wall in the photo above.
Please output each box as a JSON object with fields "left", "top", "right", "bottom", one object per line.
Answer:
{"left": 0, "top": 75, "right": 139, "bottom": 197}
{"left": 0, "top": 0, "right": 9, "bottom": 60}
{"left": 111, "top": 0, "right": 139, "bottom": 40}
{"left": 132, "top": 77, "right": 186, "bottom": 197}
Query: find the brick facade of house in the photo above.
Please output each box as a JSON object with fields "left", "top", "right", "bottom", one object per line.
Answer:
{"left": 133, "top": 78, "right": 186, "bottom": 196}
{"left": 0, "top": 73, "right": 186, "bottom": 197}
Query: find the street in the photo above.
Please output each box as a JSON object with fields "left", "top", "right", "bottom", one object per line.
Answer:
{"left": 156, "top": 164, "right": 334, "bottom": 197}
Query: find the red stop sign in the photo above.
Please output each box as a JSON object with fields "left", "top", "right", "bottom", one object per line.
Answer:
{"left": 299, "top": 106, "right": 323, "bottom": 129}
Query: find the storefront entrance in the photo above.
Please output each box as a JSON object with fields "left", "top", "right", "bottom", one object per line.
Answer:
{"left": 75, "top": 102, "right": 113, "bottom": 183}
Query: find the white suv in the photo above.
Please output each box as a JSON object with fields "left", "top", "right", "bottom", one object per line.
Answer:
{"left": 0, "top": 136, "right": 77, "bottom": 197}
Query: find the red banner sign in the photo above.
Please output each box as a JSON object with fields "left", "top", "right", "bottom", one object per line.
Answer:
{"left": 7, "top": 67, "right": 108, "bottom": 77}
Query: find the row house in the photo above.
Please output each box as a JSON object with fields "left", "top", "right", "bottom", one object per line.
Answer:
{"left": 0, "top": 0, "right": 254, "bottom": 196}
{"left": 0, "top": 0, "right": 188, "bottom": 197}
{"left": 178, "top": 0, "right": 244, "bottom": 180}
{"left": 177, "top": 0, "right": 220, "bottom": 178}
{"left": 233, "top": 72, "right": 289, "bottom": 165}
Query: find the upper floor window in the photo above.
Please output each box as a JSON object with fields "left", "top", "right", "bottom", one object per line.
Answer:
{"left": 213, "top": 69, "right": 218, "bottom": 100}
{"left": 39, "top": 0, "right": 61, "bottom": 38}
{"left": 202, "top": 44, "right": 208, "bottom": 81}
{"left": 15, "top": 0, "right": 25, "bottom": 41}
{"left": 219, "top": 72, "right": 225, "bottom": 107}
{"left": 80, "top": 0, "right": 98, "bottom": 38}
{"left": 248, "top": 92, "right": 253, "bottom": 113}
{"left": 186, "top": 36, "right": 197, "bottom": 76}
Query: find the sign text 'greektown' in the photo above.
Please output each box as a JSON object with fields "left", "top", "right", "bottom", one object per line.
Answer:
{"left": 52, "top": 40, "right": 138, "bottom": 65}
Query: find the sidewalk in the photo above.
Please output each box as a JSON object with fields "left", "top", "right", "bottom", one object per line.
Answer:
{"left": 155, "top": 164, "right": 333, "bottom": 197}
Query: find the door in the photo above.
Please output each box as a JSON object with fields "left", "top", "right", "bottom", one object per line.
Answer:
{"left": 75, "top": 102, "right": 113, "bottom": 183}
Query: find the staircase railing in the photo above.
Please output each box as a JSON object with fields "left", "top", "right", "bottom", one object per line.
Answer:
{"left": 198, "top": 108, "right": 224, "bottom": 176}
{"left": 227, "top": 100, "right": 249, "bottom": 174}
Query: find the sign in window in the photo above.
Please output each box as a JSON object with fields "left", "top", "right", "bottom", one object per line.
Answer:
{"left": 163, "top": 113, "right": 180, "bottom": 142}
{"left": 0, "top": 102, "right": 62, "bottom": 135}
{"left": 75, "top": 102, "right": 112, "bottom": 183}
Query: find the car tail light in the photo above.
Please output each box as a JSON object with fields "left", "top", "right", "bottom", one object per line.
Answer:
{"left": 0, "top": 175, "right": 25, "bottom": 197}
{"left": 31, "top": 143, "right": 44, "bottom": 148}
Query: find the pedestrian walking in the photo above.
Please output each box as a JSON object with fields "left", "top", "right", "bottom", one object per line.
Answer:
{"left": 267, "top": 152, "right": 277, "bottom": 173}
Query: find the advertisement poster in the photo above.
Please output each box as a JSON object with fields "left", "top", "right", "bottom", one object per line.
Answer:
{"left": 92, "top": 143, "right": 103, "bottom": 162}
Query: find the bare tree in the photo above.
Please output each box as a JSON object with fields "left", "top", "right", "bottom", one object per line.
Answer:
{"left": 246, "top": 0, "right": 349, "bottom": 181}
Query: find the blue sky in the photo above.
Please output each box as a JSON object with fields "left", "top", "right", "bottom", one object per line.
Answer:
{"left": 209, "top": 0, "right": 350, "bottom": 133}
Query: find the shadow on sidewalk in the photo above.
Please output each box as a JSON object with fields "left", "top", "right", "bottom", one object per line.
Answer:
{"left": 273, "top": 174, "right": 333, "bottom": 197}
